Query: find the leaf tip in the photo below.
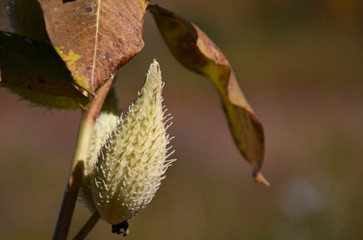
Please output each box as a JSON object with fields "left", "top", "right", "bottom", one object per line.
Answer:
{"left": 253, "top": 171, "right": 270, "bottom": 187}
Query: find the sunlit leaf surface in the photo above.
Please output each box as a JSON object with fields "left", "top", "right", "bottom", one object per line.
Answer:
{"left": 39, "top": 0, "right": 149, "bottom": 94}
{"left": 149, "top": 5, "right": 268, "bottom": 185}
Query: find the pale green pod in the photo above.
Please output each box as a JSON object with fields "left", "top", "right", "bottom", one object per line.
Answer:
{"left": 79, "top": 88, "right": 119, "bottom": 211}
{"left": 92, "top": 59, "right": 174, "bottom": 225}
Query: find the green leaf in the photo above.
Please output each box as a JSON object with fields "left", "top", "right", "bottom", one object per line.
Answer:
{"left": 0, "top": 31, "right": 88, "bottom": 109}
{"left": 0, "top": 0, "right": 49, "bottom": 42}
{"left": 38, "top": 0, "right": 149, "bottom": 94}
{"left": 149, "top": 5, "right": 268, "bottom": 185}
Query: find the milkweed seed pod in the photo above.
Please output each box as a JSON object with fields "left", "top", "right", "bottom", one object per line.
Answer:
{"left": 79, "top": 88, "right": 120, "bottom": 211}
{"left": 91, "top": 59, "right": 175, "bottom": 225}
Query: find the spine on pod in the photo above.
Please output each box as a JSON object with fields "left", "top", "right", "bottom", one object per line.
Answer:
{"left": 91, "top": 59, "right": 175, "bottom": 224}
{"left": 79, "top": 88, "right": 120, "bottom": 211}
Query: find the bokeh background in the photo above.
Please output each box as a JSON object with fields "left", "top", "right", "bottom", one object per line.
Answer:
{"left": 1, "top": 0, "right": 362, "bottom": 239}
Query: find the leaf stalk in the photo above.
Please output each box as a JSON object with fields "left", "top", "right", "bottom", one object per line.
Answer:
{"left": 53, "top": 78, "right": 114, "bottom": 240}
{"left": 73, "top": 211, "right": 101, "bottom": 240}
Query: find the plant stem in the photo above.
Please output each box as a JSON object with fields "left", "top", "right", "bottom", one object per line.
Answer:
{"left": 73, "top": 211, "right": 101, "bottom": 240}
{"left": 53, "top": 78, "right": 114, "bottom": 240}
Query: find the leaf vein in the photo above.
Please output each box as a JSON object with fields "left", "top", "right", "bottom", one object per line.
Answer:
{"left": 91, "top": 0, "right": 102, "bottom": 90}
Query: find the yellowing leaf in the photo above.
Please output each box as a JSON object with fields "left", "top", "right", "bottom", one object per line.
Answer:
{"left": 0, "top": 32, "right": 88, "bottom": 109}
{"left": 39, "top": 0, "right": 149, "bottom": 94}
{"left": 149, "top": 5, "right": 268, "bottom": 185}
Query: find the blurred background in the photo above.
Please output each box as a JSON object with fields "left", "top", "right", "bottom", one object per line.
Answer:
{"left": 0, "top": 0, "right": 362, "bottom": 239}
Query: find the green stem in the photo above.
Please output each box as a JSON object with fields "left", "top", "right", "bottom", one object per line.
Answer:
{"left": 73, "top": 211, "right": 101, "bottom": 240}
{"left": 53, "top": 78, "right": 114, "bottom": 240}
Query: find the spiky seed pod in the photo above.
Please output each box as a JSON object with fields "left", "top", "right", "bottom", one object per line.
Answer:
{"left": 79, "top": 88, "right": 120, "bottom": 211}
{"left": 92, "top": 59, "right": 174, "bottom": 225}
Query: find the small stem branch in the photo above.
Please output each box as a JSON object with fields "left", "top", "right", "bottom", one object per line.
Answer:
{"left": 53, "top": 78, "right": 114, "bottom": 240}
{"left": 73, "top": 211, "right": 101, "bottom": 240}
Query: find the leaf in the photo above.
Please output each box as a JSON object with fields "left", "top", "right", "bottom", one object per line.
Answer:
{"left": 38, "top": 0, "right": 149, "bottom": 94}
{"left": 0, "top": 0, "right": 49, "bottom": 42}
{"left": 149, "top": 5, "right": 269, "bottom": 185}
{"left": 0, "top": 31, "right": 89, "bottom": 109}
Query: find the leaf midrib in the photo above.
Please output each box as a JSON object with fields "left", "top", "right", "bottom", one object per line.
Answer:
{"left": 91, "top": 0, "right": 102, "bottom": 91}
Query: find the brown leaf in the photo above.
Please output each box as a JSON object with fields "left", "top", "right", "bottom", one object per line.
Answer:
{"left": 39, "top": 0, "right": 149, "bottom": 94}
{"left": 149, "top": 5, "right": 269, "bottom": 185}
{"left": 0, "top": 32, "right": 88, "bottom": 109}
{"left": 0, "top": 0, "right": 49, "bottom": 42}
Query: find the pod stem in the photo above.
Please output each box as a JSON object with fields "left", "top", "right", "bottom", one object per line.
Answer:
{"left": 53, "top": 78, "right": 114, "bottom": 240}
{"left": 73, "top": 211, "right": 101, "bottom": 240}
